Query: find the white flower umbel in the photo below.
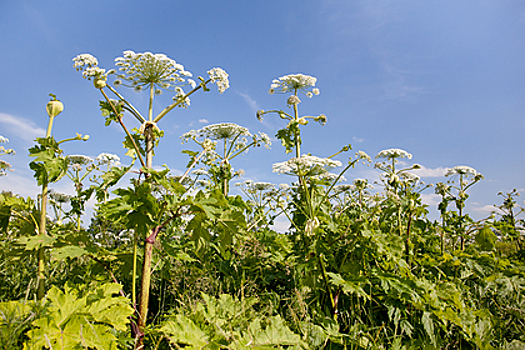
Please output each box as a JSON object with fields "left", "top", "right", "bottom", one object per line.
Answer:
{"left": 96, "top": 153, "right": 121, "bottom": 166}
{"left": 333, "top": 184, "right": 354, "bottom": 194}
{"left": 66, "top": 155, "right": 94, "bottom": 166}
{"left": 114, "top": 50, "right": 192, "bottom": 91}
{"left": 375, "top": 148, "right": 412, "bottom": 160}
{"left": 73, "top": 54, "right": 99, "bottom": 71}
{"left": 207, "top": 68, "right": 230, "bottom": 94}
{"left": 0, "top": 159, "right": 13, "bottom": 176}
{"left": 252, "top": 182, "right": 276, "bottom": 191}
{"left": 199, "top": 123, "right": 251, "bottom": 141}
{"left": 48, "top": 190, "right": 71, "bottom": 204}
{"left": 83, "top": 67, "right": 107, "bottom": 80}
{"left": 191, "top": 168, "right": 209, "bottom": 176}
{"left": 445, "top": 165, "right": 478, "bottom": 177}
{"left": 0, "top": 135, "right": 9, "bottom": 143}
{"left": 269, "top": 73, "right": 319, "bottom": 97}
{"left": 273, "top": 155, "right": 342, "bottom": 177}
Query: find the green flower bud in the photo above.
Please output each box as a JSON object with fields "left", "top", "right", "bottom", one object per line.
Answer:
{"left": 93, "top": 77, "right": 107, "bottom": 89}
{"left": 46, "top": 94, "right": 64, "bottom": 118}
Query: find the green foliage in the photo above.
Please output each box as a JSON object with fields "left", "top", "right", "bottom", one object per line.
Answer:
{"left": 24, "top": 283, "right": 133, "bottom": 350}
{"left": 159, "top": 293, "right": 304, "bottom": 349}
{"left": 28, "top": 137, "right": 67, "bottom": 186}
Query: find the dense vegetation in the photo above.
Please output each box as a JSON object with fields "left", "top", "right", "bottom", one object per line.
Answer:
{"left": 1, "top": 51, "right": 524, "bottom": 349}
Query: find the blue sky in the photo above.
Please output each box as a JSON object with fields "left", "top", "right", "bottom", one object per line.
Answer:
{"left": 1, "top": 0, "right": 524, "bottom": 222}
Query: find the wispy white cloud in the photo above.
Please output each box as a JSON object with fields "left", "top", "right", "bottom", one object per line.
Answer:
{"left": 471, "top": 204, "right": 502, "bottom": 215}
{"left": 420, "top": 193, "right": 440, "bottom": 207}
{"left": 0, "top": 172, "right": 39, "bottom": 198}
{"left": 412, "top": 165, "right": 448, "bottom": 178}
{"left": 199, "top": 119, "right": 209, "bottom": 124}
{"left": 353, "top": 136, "right": 364, "bottom": 143}
{"left": 237, "top": 92, "right": 259, "bottom": 112}
{"left": 0, "top": 113, "right": 45, "bottom": 142}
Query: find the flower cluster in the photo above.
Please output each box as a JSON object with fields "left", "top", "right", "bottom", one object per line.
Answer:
{"left": 66, "top": 155, "right": 94, "bottom": 172}
{"left": 48, "top": 190, "right": 71, "bottom": 204}
{"left": 207, "top": 68, "right": 230, "bottom": 94}
{"left": 445, "top": 165, "right": 478, "bottom": 177}
{"left": 96, "top": 153, "right": 121, "bottom": 166}
{"left": 375, "top": 148, "right": 413, "bottom": 160}
{"left": 182, "top": 123, "right": 271, "bottom": 155}
{"left": 269, "top": 74, "right": 320, "bottom": 97}
{"left": 199, "top": 123, "right": 251, "bottom": 141}
{"left": 0, "top": 159, "right": 12, "bottom": 176}
{"left": 66, "top": 155, "right": 94, "bottom": 166}
{"left": 114, "top": 50, "right": 192, "bottom": 91}
{"left": 0, "top": 135, "right": 9, "bottom": 143}
{"left": 73, "top": 54, "right": 99, "bottom": 71}
{"left": 72, "top": 54, "right": 108, "bottom": 80}
{"left": 273, "top": 155, "right": 342, "bottom": 177}
{"left": 174, "top": 87, "right": 191, "bottom": 108}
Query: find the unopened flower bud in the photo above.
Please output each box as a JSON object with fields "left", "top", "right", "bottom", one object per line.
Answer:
{"left": 46, "top": 94, "right": 64, "bottom": 118}
{"left": 297, "top": 118, "right": 308, "bottom": 125}
{"left": 93, "top": 77, "right": 107, "bottom": 89}
{"left": 287, "top": 95, "right": 301, "bottom": 106}
{"left": 388, "top": 174, "right": 400, "bottom": 186}
{"left": 314, "top": 114, "right": 327, "bottom": 125}
{"left": 256, "top": 110, "right": 265, "bottom": 121}
{"left": 82, "top": 135, "right": 90, "bottom": 141}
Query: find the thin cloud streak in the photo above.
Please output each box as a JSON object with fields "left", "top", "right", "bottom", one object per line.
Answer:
{"left": 412, "top": 166, "right": 448, "bottom": 178}
{"left": 237, "top": 92, "right": 259, "bottom": 112}
{"left": 0, "top": 113, "right": 46, "bottom": 141}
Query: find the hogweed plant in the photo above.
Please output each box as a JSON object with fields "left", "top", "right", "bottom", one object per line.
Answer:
{"left": 374, "top": 149, "right": 429, "bottom": 262}
{"left": 181, "top": 123, "right": 271, "bottom": 195}
{"left": 73, "top": 51, "right": 229, "bottom": 169}
{"left": 235, "top": 180, "right": 290, "bottom": 230}
{"left": 27, "top": 95, "right": 90, "bottom": 300}
{"left": 439, "top": 165, "right": 484, "bottom": 250}
{"left": 257, "top": 73, "right": 325, "bottom": 157}
{"left": 74, "top": 50, "right": 230, "bottom": 346}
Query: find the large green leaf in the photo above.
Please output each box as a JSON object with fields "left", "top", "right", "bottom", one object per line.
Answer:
{"left": 25, "top": 283, "right": 133, "bottom": 350}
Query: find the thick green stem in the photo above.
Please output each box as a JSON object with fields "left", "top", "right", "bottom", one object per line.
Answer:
{"left": 45, "top": 117, "right": 55, "bottom": 139}
{"left": 405, "top": 213, "right": 413, "bottom": 267}
{"left": 36, "top": 184, "right": 47, "bottom": 300}
{"left": 137, "top": 228, "right": 158, "bottom": 341}
{"left": 37, "top": 117, "right": 55, "bottom": 300}
{"left": 318, "top": 254, "right": 337, "bottom": 321}
{"left": 293, "top": 93, "right": 300, "bottom": 158}
{"left": 145, "top": 127, "right": 154, "bottom": 169}
{"left": 441, "top": 215, "right": 445, "bottom": 255}
{"left": 132, "top": 236, "right": 138, "bottom": 306}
